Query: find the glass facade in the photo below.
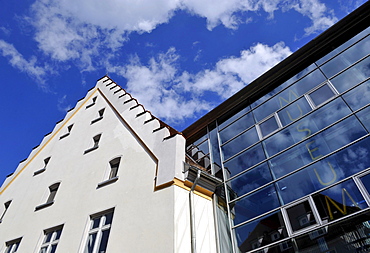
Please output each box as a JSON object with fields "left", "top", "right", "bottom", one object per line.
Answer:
{"left": 186, "top": 25, "right": 370, "bottom": 252}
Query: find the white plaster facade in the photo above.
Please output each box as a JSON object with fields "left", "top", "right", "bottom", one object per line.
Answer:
{"left": 0, "top": 76, "right": 217, "bottom": 253}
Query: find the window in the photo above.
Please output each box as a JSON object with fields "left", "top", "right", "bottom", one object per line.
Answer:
{"left": 109, "top": 157, "right": 120, "bottom": 179}
{"left": 258, "top": 115, "right": 280, "bottom": 138}
{"left": 84, "top": 210, "right": 114, "bottom": 253}
{"left": 39, "top": 226, "right": 63, "bottom": 253}
{"left": 97, "top": 157, "right": 121, "bottom": 188}
{"left": 59, "top": 124, "right": 73, "bottom": 139}
{"left": 91, "top": 108, "right": 105, "bottom": 124}
{"left": 35, "top": 183, "right": 60, "bottom": 211}
{"left": 286, "top": 200, "right": 317, "bottom": 232}
{"left": 308, "top": 83, "right": 336, "bottom": 107}
{"left": 34, "top": 157, "right": 51, "bottom": 175}
{"left": 5, "top": 238, "right": 21, "bottom": 253}
{"left": 0, "top": 201, "right": 11, "bottom": 223}
{"left": 84, "top": 134, "right": 101, "bottom": 154}
{"left": 86, "top": 96, "right": 97, "bottom": 109}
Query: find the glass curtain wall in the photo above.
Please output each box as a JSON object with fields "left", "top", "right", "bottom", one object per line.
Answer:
{"left": 186, "top": 26, "right": 370, "bottom": 253}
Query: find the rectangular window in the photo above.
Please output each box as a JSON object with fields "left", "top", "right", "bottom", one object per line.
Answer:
{"left": 34, "top": 157, "right": 51, "bottom": 176}
{"left": 86, "top": 96, "right": 97, "bottom": 109}
{"left": 84, "top": 134, "right": 101, "bottom": 154}
{"left": 258, "top": 115, "right": 280, "bottom": 138}
{"left": 39, "top": 226, "right": 63, "bottom": 253}
{"left": 84, "top": 210, "right": 114, "bottom": 253}
{"left": 35, "top": 183, "right": 60, "bottom": 211}
{"left": 91, "top": 108, "right": 105, "bottom": 124}
{"left": 5, "top": 238, "right": 21, "bottom": 253}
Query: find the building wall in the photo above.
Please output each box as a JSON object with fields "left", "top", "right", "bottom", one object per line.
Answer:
{"left": 187, "top": 23, "right": 370, "bottom": 253}
{"left": 0, "top": 79, "right": 182, "bottom": 252}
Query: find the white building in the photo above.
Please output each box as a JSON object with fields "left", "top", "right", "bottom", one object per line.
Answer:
{"left": 0, "top": 76, "right": 219, "bottom": 253}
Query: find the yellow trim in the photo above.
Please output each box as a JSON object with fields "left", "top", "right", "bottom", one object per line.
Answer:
{"left": 174, "top": 178, "right": 213, "bottom": 200}
{"left": 0, "top": 89, "right": 98, "bottom": 195}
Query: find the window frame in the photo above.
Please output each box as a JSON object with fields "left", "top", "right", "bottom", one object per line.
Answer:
{"left": 84, "top": 134, "right": 102, "bottom": 154}
{"left": 34, "top": 157, "right": 51, "bottom": 176}
{"left": 86, "top": 96, "right": 97, "bottom": 109}
{"left": 35, "top": 183, "right": 61, "bottom": 211}
{"left": 38, "top": 225, "right": 63, "bottom": 253}
{"left": 5, "top": 238, "right": 21, "bottom": 253}
{"left": 97, "top": 157, "right": 121, "bottom": 188}
{"left": 91, "top": 108, "right": 105, "bottom": 124}
{"left": 82, "top": 209, "right": 114, "bottom": 253}
{"left": 59, "top": 124, "right": 73, "bottom": 140}
{"left": 0, "top": 200, "right": 11, "bottom": 223}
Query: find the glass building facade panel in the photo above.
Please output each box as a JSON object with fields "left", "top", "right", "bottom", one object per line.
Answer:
{"left": 234, "top": 211, "right": 288, "bottom": 252}
{"left": 184, "top": 12, "right": 370, "bottom": 253}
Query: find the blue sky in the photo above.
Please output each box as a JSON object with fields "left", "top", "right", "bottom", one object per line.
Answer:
{"left": 0, "top": 0, "right": 367, "bottom": 184}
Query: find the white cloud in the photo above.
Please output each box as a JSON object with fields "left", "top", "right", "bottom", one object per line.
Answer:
{"left": 0, "top": 40, "right": 49, "bottom": 85}
{"left": 108, "top": 43, "right": 291, "bottom": 124}
{"left": 288, "top": 0, "right": 338, "bottom": 36}
{"left": 27, "top": 0, "right": 336, "bottom": 69}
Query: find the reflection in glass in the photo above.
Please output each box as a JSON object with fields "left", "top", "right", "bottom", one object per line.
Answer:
{"left": 356, "top": 106, "right": 370, "bottom": 132}
{"left": 224, "top": 144, "right": 266, "bottom": 178}
{"left": 277, "top": 96, "right": 312, "bottom": 126}
{"left": 286, "top": 200, "right": 317, "bottom": 232}
{"left": 259, "top": 116, "right": 279, "bottom": 137}
{"left": 228, "top": 162, "right": 273, "bottom": 197}
{"left": 331, "top": 56, "right": 370, "bottom": 93}
{"left": 269, "top": 115, "right": 366, "bottom": 178}
{"left": 276, "top": 137, "right": 370, "bottom": 204}
{"left": 219, "top": 106, "right": 251, "bottom": 130}
{"left": 320, "top": 35, "right": 370, "bottom": 78}
{"left": 295, "top": 211, "right": 370, "bottom": 252}
{"left": 252, "top": 64, "right": 316, "bottom": 109}
{"left": 232, "top": 185, "right": 280, "bottom": 224}
{"left": 209, "top": 126, "right": 223, "bottom": 178}
{"left": 313, "top": 179, "right": 367, "bottom": 222}
{"left": 342, "top": 80, "right": 370, "bottom": 111}
{"left": 222, "top": 127, "right": 259, "bottom": 160}
{"left": 264, "top": 97, "right": 351, "bottom": 158}
{"left": 219, "top": 112, "right": 254, "bottom": 143}
{"left": 316, "top": 27, "right": 370, "bottom": 65}
{"left": 235, "top": 211, "right": 288, "bottom": 252}
{"left": 309, "top": 84, "right": 335, "bottom": 106}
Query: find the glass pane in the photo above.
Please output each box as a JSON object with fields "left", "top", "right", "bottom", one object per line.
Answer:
{"left": 269, "top": 115, "right": 366, "bottom": 179}
{"left": 50, "top": 244, "right": 57, "bottom": 253}
{"left": 286, "top": 201, "right": 317, "bottom": 232}
{"left": 218, "top": 106, "right": 251, "bottom": 131}
{"left": 223, "top": 144, "right": 266, "bottom": 178}
{"left": 39, "top": 247, "right": 48, "bottom": 253}
{"left": 313, "top": 179, "right": 367, "bottom": 222}
{"left": 342, "top": 79, "right": 370, "bottom": 111}
{"left": 235, "top": 211, "right": 288, "bottom": 252}
{"left": 356, "top": 106, "right": 370, "bottom": 132}
{"left": 309, "top": 84, "right": 335, "bottom": 107}
{"left": 209, "top": 126, "right": 222, "bottom": 177}
{"left": 316, "top": 27, "right": 370, "bottom": 65}
{"left": 104, "top": 212, "right": 113, "bottom": 225}
{"left": 252, "top": 64, "right": 316, "bottom": 109}
{"left": 320, "top": 35, "right": 370, "bottom": 78}
{"left": 44, "top": 232, "right": 52, "bottom": 243}
{"left": 98, "top": 229, "right": 111, "bottom": 253}
{"left": 219, "top": 112, "right": 254, "bottom": 143}
{"left": 254, "top": 68, "right": 325, "bottom": 122}
{"left": 264, "top": 98, "right": 352, "bottom": 158}
{"left": 330, "top": 55, "right": 370, "bottom": 93}
{"left": 295, "top": 211, "right": 370, "bottom": 252}
{"left": 257, "top": 239, "right": 295, "bottom": 253}
{"left": 84, "top": 233, "right": 97, "bottom": 253}
{"left": 55, "top": 229, "right": 62, "bottom": 240}
{"left": 92, "top": 217, "right": 101, "bottom": 229}
{"left": 232, "top": 185, "right": 281, "bottom": 224}
{"left": 197, "top": 140, "right": 209, "bottom": 156}
{"left": 276, "top": 137, "right": 370, "bottom": 205}
{"left": 361, "top": 173, "right": 370, "bottom": 195}
{"left": 221, "top": 127, "right": 259, "bottom": 160}
{"left": 277, "top": 96, "right": 312, "bottom": 126}
{"left": 228, "top": 162, "right": 273, "bottom": 197}
{"left": 259, "top": 116, "right": 279, "bottom": 137}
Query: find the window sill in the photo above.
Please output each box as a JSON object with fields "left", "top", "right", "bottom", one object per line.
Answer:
{"left": 84, "top": 146, "right": 99, "bottom": 154}
{"left": 33, "top": 168, "right": 46, "bottom": 176}
{"left": 91, "top": 117, "right": 103, "bottom": 124}
{"left": 59, "top": 133, "right": 70, "bottom": 140}
{"left": 97, "top": 177, "right": 119, "bottom": 188}
{"left": 35, "top": 201, "right": 54, "bottom": 211}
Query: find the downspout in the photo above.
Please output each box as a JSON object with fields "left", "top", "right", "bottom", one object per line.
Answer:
{"left": 189, "top": 169, "right": 201, "bottom": 253}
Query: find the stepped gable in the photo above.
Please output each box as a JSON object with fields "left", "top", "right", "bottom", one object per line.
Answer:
{"left": 1, "top": 76, "right": 186, "bottom": 194}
